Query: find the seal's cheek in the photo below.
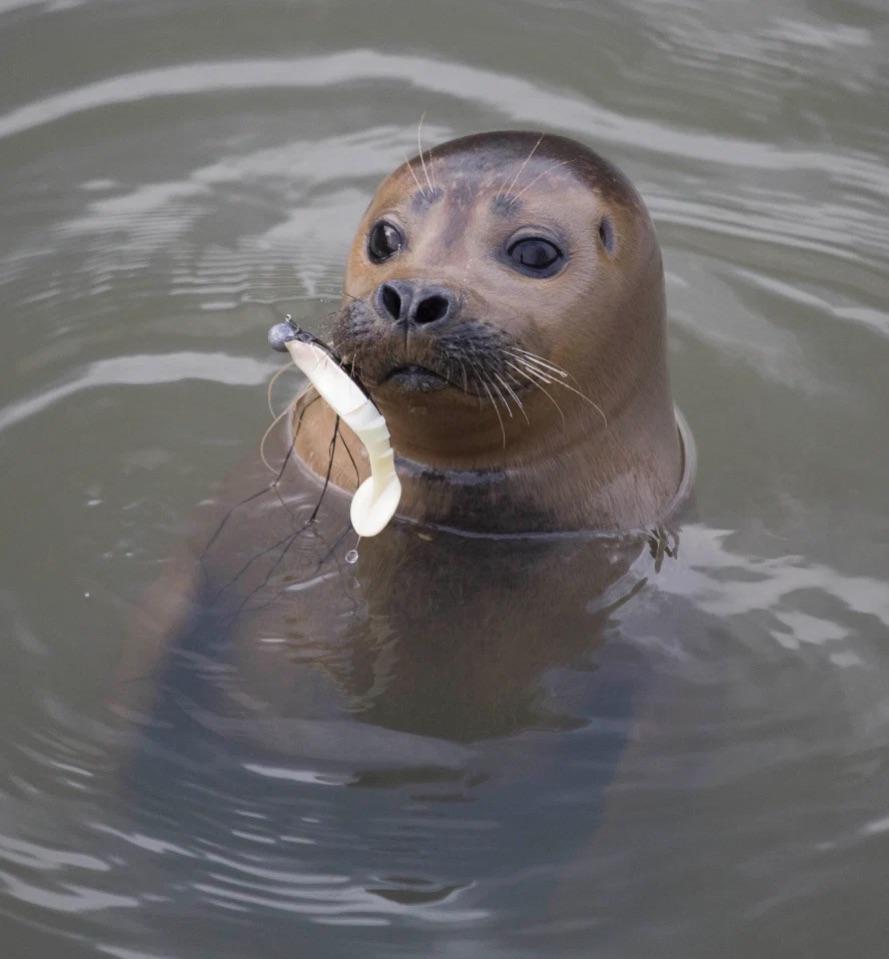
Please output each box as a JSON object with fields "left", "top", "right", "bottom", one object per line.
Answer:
{"left": 343, "top": 253, "right": 381, "bottom": 300}
{"left": 484, "top": 252, "right": 598, "bottom": 316}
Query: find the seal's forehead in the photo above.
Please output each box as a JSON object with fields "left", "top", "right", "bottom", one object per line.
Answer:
{"left": 376, "top": 131, "right": 638, "bottom": 211}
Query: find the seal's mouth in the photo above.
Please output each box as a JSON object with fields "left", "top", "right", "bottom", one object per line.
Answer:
{"left": 382, "top": 364, "right": 449, "bottom": 393}
{"left": 332, "top": 298, "right": 531, "bottom": 403}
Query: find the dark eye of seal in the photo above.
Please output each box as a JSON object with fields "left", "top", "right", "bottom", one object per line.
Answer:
{"left": 367, "top": 221, "right": 404, "bottom": 263}
{"left": 506, "top": 237, "right": 564, "bottom": 277}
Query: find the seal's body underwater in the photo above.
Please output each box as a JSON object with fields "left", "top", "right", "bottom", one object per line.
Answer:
{"left": 292, "top": 131, "right": 688, "bottom": 535}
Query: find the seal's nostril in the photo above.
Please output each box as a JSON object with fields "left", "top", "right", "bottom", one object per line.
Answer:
{"left": 414, "top": 294, "right": 449, "bottom": 325}
{"left": 380, "top": 284, "right": 402, "bottom": 321}
{"left": 377, "top": 282, "right": 452, "bottom": 326}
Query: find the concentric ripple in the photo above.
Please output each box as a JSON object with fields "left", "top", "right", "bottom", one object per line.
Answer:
{"left": 1, "top": 0, "right": 888, "bottom": 955}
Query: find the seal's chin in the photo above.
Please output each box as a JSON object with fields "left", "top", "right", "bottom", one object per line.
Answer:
{"left": 381, "top": 364, "right": 450, "bottom": 394}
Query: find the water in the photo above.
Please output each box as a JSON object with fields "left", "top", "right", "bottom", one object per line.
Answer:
{"left": 2, "top": 0, "right": 889, "bottom": 956}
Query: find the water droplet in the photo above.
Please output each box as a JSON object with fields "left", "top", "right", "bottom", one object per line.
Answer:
{"left": 345, "top": 549, "right": 359, "bottom": 565}
{"left": 285, "top": 313, "right": 293, "bottom": 323}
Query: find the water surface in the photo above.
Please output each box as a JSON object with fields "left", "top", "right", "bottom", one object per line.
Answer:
{"left": 2, "top": 0, "right": 889, "bottom": 956}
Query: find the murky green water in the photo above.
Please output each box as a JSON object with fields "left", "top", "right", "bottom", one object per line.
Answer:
{"left": 2, "top": 0, "right": 889, "bottom": 956}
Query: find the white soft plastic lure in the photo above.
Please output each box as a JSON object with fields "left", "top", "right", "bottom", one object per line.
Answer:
{"left": 268, "top": 321, "right": 401, "bottom": 537}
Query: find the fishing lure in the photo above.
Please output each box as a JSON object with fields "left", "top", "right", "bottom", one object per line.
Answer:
{"left": 268, "top": 319, "right": 401, "bottom": 537}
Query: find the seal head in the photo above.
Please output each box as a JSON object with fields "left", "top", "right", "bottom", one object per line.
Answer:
{"left": 294, "top": 131, "right": 687, "bottom": 533}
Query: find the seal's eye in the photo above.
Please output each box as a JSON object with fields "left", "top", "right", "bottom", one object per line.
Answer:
{"left": 506, "top": 237, "right": 564, "bottom": 276}
{"left": 367, "top": 221, "right": 404, "bottom": 263}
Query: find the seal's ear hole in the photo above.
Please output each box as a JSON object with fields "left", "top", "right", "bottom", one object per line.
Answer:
{"left": 598, "top": 216, "right": 616, "bottom": 254}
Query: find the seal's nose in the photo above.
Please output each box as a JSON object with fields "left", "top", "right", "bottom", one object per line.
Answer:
{"left": 375, "top": 281, "right": 456, "bottom": 327}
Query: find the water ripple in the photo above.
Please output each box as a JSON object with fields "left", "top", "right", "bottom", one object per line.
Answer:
{"left": 0, "top": 352, "right": 277, "bottom": 433}
{"left": 1, "top": 52, "right": 886, "bottom": 193}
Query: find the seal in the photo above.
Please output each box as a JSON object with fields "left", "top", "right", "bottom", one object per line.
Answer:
{"left": 108, "top": 138, "right": 698, "bottom": 939}
{"left": 290, "top": 131, "right": 690, "bottom": 534}
{"left": 113, "top": 131, "right": 693, "bottom": 778}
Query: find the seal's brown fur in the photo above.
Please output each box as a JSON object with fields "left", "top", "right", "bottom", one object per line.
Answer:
{"left": 294, "top": 132, "right": 683, "bottom": 532}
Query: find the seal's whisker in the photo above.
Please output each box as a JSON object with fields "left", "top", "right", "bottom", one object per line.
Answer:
{"left": 492, "top": 370, "right": 530, "bottom": 425}
{"left": 466, "top": 356, "right": 512, "bottom": 418}
{"left": 508, "top": 348, "right": 570, "bottom": 378}
{"left": 551, "top": 379, "right": 609, "bottom": 428}
{"left": 506, "top": 360, "right": 567, "bottom": 428}
{"left": 417, "top": 112, "right": 435, "bottom": 196}
{"left": 498, "top": 133, "right": 545, "bottom": 200}
{"left": 478, "top": 376, "right": 507, "bottom": 448}
{"left": 511, "top": 357, "right": 557, "bottom": 385}
{"left": 512, "top": 159, "right": 571, "bottom": 200}
{"left": 511, "top": 351, "right": 578, "bottom": 390}
{"left": 349, "top": 344, "right": 366, "bottom": 381}
{"left": 492, "top": 382, "right": 514, "bottom": 420}
{"left": 515, "top": 356, "right": 608, "bottom": 426}
{"left": 509, "top": 358, "right": 559, "bottom": 385}
{"left": 403, "top": 151, "right": 427, "bottom": 198}
{"left": 466, "top": 357, "right": 511, "bottom": 420}
{"left": 513, "top": 355, "right": 558, "bottom": 385}
{"left": 458, "top": 359, "right": 470, "bottom": 394}
{"left": 510, "top": 349, "right": 589, "bottom": 388}
{"left": 512, "top": 357, "right": 609, "bottom": 429}
{"left": 485, "top": 370, "right": 514, "bottom": 419}
{"left": 503, "top": 366, "right": 528, "bottom": 396}
{"left": 516, "top": 367, "right": 567, "bottom": 427}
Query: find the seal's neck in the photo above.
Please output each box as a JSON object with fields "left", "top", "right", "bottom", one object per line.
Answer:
{"left": 291, "top": 379, "right": 684, "bottom": 533}
{"left": 406, "top": 400, "right": 682, "bottom": 532}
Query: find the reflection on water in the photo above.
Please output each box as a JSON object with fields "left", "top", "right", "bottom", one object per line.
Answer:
{"left": 2, "top": 0, "right": 888, "bottom": 955}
